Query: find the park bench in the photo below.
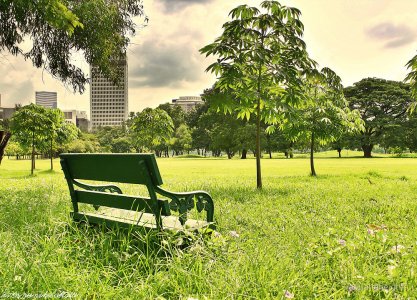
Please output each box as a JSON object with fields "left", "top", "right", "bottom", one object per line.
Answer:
{"left": 60, "top": 153, "right": 215, "bottom": 231}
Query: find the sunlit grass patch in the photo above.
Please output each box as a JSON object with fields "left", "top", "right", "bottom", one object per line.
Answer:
{"left": 1, "top": 156, "right": 417, "bottom": 298}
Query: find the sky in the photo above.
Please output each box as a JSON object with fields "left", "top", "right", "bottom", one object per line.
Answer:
{"left": 1, "top": 0, "right": 417, "bottom": 118}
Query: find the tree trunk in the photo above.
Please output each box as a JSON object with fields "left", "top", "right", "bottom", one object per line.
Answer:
{"left": 337, "top": 148, "right": 342, "bottom": 158}
{"left": 0, "top": 130, "right": 12, "bottom": 165}
{"left": 50, "top": 138, "right": 53, "bottom": 170}
{"left": 255, "top": 98, "right": 262, "bottom": 189}
{"left": 362, "top": 144, "right": 373, "bottom": 158}
{"left": 241, "top": 149, "right": 247, "bottom": 159}
{"left": 310, "top": 132, "right": 316, "bottom": 176}
{"left": 31, "top": 132, "right": 35, "bottom": 175}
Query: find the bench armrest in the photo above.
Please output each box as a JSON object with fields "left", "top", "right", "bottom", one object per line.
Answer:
{"left": 155, "top": 186, "right": 214, "bottom": 225}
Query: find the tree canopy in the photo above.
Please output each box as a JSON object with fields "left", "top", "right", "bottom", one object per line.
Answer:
{"left": 405, "top": 53, "right": 417, "bottom": 106}
{"left": 200, "top": 0, "right": 315, "bottom": 188}
{"left": 344, "top": 78, "right": 412, "bottom": 158}
{"left": 131, "top": 108, "right": 174, "bottom": 153}
{"left": 284, "top": 68, "right": 363, "bottom": 175}
{"left": 0, "top": 0, "right": 146, "bottom": 92}
{"left": 10, "top": 104, "right": 49, "bottom": 174}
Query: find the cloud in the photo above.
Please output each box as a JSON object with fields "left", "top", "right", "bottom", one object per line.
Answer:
{"left": 157, "top": 0, "right": 214, "bottom": 13}
{"left": 366, "top": 22, "right": 416, "bottom": 48}
{"left": 128, "top": 41, "right": 203, "bottom": 88}
{"left": 0, "top": 57, "right": 35, "bottom": 106}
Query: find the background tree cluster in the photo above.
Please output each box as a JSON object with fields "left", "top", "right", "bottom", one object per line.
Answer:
{"left": 5, "top": 104, "right": 78, "bottom": 174}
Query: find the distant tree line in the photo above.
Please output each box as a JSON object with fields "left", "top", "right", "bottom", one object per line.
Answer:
{"left": 1, "top": 77, "right": 416, "bottom": 177}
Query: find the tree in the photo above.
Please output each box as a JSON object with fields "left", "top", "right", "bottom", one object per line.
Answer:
{"left": 0, "top": 0, "right": 146, "bottom": 92}
{"left": 0, "top": 130, "right": 11, "bottom": 165}
{"left": 4, "top": 140, "right": 25, "bottom": 160}
{"left": 157, "top": 103, "right": 186, "bottom": 129}
{"left": 344, "top": 78, "right": 413, "bottom": 158}
{"left": 95, "top": 126, "right": 127, "bottom": 152}
{"left": 171, "top": 124, "right": 193, "bottom": 156}
{"left": 111, "top": 137, "right": 133, "bottom": 153}
{"left": 10, "top": 104, "right": 49, "bottom": 174}
{"left": 43, "top": 109, "right": 78, "bottom": 170}
{"left": 286, "top": 68, "right": 363, "bottom": 176}
{"left": 130, "top": 108, "right": 174, "bottom": 153}
{"left": 210, "top": 123, "right": 240, "bottom": 159}
{"left": 200, "top": 1, "right": 314, "bottom": 188}
{"left": 405, "top": 53, "right": 417, "bottom": 109}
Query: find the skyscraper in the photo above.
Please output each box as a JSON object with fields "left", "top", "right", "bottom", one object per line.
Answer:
{"left": 90, "top": 57, "right": 128, "bottom": 128}
{"left": 35, "top": 91, "right": 57, "bottom": 108}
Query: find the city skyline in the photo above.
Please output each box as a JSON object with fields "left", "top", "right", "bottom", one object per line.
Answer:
{"left": 0, "top": 0, "right": 416, "bottom": 116}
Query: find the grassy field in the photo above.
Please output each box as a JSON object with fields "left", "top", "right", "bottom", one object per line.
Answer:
{"left": 1, "top": 154, "right": 417, "bottom": 299}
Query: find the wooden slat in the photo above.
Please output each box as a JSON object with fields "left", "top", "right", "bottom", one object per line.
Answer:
{"left": 60, "top": 154, "right": 163, "bottom": 185}
{"left": 75, "top": 190, "right": 170, "bottom": 216}
{"left": 72, "top": 209, "right": 212, "bottom": 231}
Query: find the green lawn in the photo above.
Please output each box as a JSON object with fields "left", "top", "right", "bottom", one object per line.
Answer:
{"left": 1, "top": 155, "right": 417, "bottom": 299}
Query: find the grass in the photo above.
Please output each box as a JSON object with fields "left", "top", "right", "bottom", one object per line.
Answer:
{"left": 1, "top": 154, "right": 417, "bottom": 299}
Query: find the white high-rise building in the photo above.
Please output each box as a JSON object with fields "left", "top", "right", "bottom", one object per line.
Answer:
{"left": 90, "top": 57, "right": 128, "bottom": 128}
{"left": 35, "top": 91, "right": 57, "bottom": 108}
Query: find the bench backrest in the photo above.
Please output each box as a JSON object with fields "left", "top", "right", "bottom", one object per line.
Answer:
{"left": 60, "top": 153, "right": 163, "bottom": 186}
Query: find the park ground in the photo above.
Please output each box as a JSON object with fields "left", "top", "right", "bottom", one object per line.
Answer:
{"left": 1, "top": 152, "right": 417, "bottom": 299}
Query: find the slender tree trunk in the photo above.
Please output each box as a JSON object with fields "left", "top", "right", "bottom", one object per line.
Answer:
{"left": 256, "top": 98, "right": 262, "bottom": 188}
{"left": 50, "top": 138, "right": 53, "bottom": 170}
{"left": 0, "top": 130, "right": 12, "bottom": 165}
{"left": 337, "top": 148, "right": 342, "bottom": 158}
{"left": 241, "top": 149, "right": 247, "bottom": 159}
{"left": 31, "top": 132, "right": 35, "bottom": 175}
{"left": 362, "top": 144, "right": 373, "bottom": 158}
{"left": 310, "top": 132, "right": 316, "bottom": 176}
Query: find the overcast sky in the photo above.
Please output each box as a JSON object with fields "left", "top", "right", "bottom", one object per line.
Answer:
{"left": 1, "top": 0, "right": 417, "bottom": 118}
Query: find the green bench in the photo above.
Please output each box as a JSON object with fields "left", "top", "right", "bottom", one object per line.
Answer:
{"left": 60, "top": 153, "right": 215, "bottom": 231}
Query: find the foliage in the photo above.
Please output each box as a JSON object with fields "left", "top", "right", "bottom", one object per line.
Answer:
{"left": 344, "top": 78, "right": 413, "bottom": 158}
{"left": 10, "top": 104, "right": 49, "bottom": 174}
{"left": 157, "top": 103, "right": 186, "bottom": 130}
{"left": 284, "top": 68, "right": 363, "bottom": 175}
{"left": 66, "top": 132, "right": 101, "bottom": 153}
{"left": 171, "top": 124, "right": 193, "bottom": 155}
{"left": 0, "top": 0, "right": 146, "bottom": 92}
{"left": 111, "top": 137, "right": 134, "bottom": 153}
{"left": 200, "top": 1, "right": 315, "bottom": 188}
{"left": 94, "top": 126, "right": 129, "bottom": 152}
{"left": 3, "top": 140, "right": 25, "bottom": 158}
{"left": 131, "top": 108, "right": 174, "bottom": 152}
{"left": 405, "top": 53, "right": 417, "bottom": 110}
{"left": 42, "top": 109, "right": 78, "bottom": 170}
{"left": 266, "top": 128, "right": 294, "bottom": 158}
{"left": 236, "top": 124, "right": 258, "bottom": 159}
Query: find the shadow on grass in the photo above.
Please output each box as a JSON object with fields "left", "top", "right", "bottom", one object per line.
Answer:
{"left": 2, "top": 169, "right": 61, "bottom": 179}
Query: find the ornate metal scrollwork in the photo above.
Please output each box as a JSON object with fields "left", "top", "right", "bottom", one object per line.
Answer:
{"left": 155, "top": 186, "right": 214, "bottom": 226}
{"left": 73, "top": 179, "right": 123, "bottom": 210}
